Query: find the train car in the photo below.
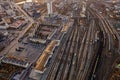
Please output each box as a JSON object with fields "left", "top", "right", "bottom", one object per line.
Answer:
{"left": 108, "top": 35, "right": 113, "bottom": 52}
{"left": 95, "top": 31, "right": 100, "bottom": 42}
{"left": 103, "top": 32, "right": 106, "bottom": 47}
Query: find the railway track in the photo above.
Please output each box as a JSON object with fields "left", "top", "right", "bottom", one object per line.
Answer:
{"left": 46, "top": 19, "right": 86, "bottom": 80}
{"left": 45, "top": 7, "right": 112, "bottom": 80}
{"left": 89, "top": 8, "right": 120, "bottom": 52}
{"left": 68, "top": 24, "right": 81, "bottom": 80}
{"left": 81, "top": 20, "right": 97, "bottom": 80}
{"left": 59, "top": 24, "right": 80, "bottom": 80}
{"left": 76, "top": 20, "right": 94, "bottom": 80}
{"left": 46, "top": 23, "right": 75, "bottom": 80}
{"left": 89, "top": 7, "right": 120, "bottom": 80}
{"left": 54, "top": 25, "right": 76, "bottom": 80}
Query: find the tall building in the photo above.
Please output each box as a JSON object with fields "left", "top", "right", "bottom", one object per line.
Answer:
{"left": 46, "top": 0, "right": 53, "bottom": 15}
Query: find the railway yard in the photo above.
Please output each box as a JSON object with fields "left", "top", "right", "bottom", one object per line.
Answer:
{"left": 0, "top": 0, "right": 119, "bottom": 80}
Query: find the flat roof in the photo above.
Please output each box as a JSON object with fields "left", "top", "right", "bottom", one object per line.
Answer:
{"left": 45, "top": 40, "right": 58, "bottom": 53}
{"left": 35, "top": 51, "right": 51, "bottom": 72}
{"left": 34, "top": 40, "right": 59, "bottom": 73}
